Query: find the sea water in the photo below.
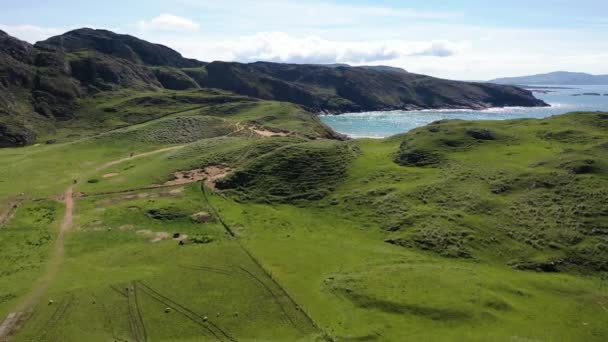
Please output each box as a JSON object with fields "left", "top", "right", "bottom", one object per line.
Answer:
{"left": 320, "top": 85, "right": 608, "bottom": 138}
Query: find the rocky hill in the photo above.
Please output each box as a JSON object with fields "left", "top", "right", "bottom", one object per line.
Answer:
{"left": 200, "top": 61, "right": 546, "bottom": 113}
{"left": 490, "top": 71, "right": 608, "bottom": 85}
{"left": 0, "top": 28, "right": 547, "bottom": 147}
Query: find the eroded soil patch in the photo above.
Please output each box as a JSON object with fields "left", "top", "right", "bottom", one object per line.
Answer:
{"left": 252, "top": 127, "right": 290, "bottom": 138}
{"left": 136, "top": 229, "right": 171, "bottom": 243}
{"left": 165, "top": 166, "right": 233, "bottom": 190}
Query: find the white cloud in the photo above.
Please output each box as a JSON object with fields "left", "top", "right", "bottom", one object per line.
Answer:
{"left": 230, "top": 32, "right": 399, "bottom": 64}
{"left": 0, "top": 24, "right": 64, "bottom": 43}
{"left": 136, "top": 14, "right": 200, "bottom": 32}
{"left": 412, "top": 42, "right": 459, "bottom": 57}
{"left": 160, "top": 32, "right": 466, "bottom": 65}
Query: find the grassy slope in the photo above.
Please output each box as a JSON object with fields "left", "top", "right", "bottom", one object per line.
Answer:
{"left": 15, "top": 185, "right": 318, "bottom": 341}
{"left": 38, "top": 88, "right": 335, "bottom": 143}
{"left": 0, "top": 107, "right": 606, "bottom": 341}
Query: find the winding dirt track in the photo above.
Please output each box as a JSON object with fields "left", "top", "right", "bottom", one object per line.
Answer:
{"left": 0, "top": 146, "right": 184, "bottom": 341}
{"left": 0, "top": 199, "right": 23, "bottom": 229}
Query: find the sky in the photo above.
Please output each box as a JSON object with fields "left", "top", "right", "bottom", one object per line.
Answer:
{"left": 0, "top": 0, "right": 607, "bottom": 80}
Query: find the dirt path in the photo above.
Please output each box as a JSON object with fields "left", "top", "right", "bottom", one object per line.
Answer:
{"left": 228, "top": 122, "right": 290, "bottom": 138}
{"left": 0, "top": 146, "right": 184, "bottom": 341}
{"left": 0, "top": 186, "right": 73, "bottom": 341}
{"left": 96, "top": 146, "right": 184, "bottom": 172}
{"left": 226, "top": 122, "right": 248, "bottom": 137}
{"left": 0, "top": 201, "right": 21, "bottom": 228}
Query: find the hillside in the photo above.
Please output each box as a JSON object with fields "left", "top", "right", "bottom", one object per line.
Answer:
{"left": 490, "top": 71, "right": 608, "bottom": 85}
{"left": 0, "top": 28, "right": 546, "bottom": 147}
{"left": 0, "top": 108, "right": 606, "bottom": 341}
{"left": 200, "top": 61, "right": 545, "bottom": 113}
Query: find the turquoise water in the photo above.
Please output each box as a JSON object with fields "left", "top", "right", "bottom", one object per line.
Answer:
{"left": 320, "top": 85, "right": 608, "bottom": 138}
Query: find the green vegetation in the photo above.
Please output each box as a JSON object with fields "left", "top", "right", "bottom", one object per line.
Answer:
{"left": 2, "top": 27, "right": 606, "bottom": 341}
{"left": 217, "top": 140, "right": 359, "bottom": 202}
{"left": 13, "top": 185, "right": 318, "bottom": 341}
{"left": 0, "top": 108, "right": 606, "bottom": 341}
{"left": 0, "top": 201, "right": 62, "bottom": 311}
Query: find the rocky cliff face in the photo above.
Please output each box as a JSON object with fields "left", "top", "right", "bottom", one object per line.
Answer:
{"left": 36, "top": 28, "right": 204, "bottom": 68}
{"left": 198, "top": 62, "right": 546, "bottom": 113}
{"left": 0, "top": 28, "right": 548, "bottom": 147}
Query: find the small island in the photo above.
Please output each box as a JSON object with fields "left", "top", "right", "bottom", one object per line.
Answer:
{"left": 571, "top": 92, "right": 602, "bottom": 96}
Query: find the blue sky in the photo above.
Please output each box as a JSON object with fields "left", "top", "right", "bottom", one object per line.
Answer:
{"left": 1, "top": 0, "right": 607, "bottom": 80}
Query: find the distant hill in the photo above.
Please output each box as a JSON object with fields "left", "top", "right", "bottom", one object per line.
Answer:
{"left": 322, "top": 64, "right": 408, "bottom": 73}
{"left": 490, "top": 71, "right": 608, "bottom": 85}
{"left": 0, "top": 28, "right": 546, "bottom": 146}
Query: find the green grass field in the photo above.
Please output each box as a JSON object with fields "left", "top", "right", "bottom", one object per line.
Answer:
{"left": 0, "top": 99, "right": 606, "bottom": 341}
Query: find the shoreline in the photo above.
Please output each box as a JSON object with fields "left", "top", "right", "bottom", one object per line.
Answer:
{"left": 320, "top": 107, "right": 606, "bottom": 140}
{"left": 317, "top": 102, "right": 551, "bottom": 117}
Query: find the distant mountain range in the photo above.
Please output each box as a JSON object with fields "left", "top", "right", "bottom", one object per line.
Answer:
{"left": 490, "top": 71, "right": 608, "bottom": 85}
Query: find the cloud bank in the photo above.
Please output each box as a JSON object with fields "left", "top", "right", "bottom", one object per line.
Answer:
{"left": 168, "top": 32, "right": 465, "bottom": 65}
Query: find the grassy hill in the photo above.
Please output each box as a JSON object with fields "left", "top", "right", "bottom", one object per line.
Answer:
{"left": 0, "top": 101, "right": 606, "bottom": 340}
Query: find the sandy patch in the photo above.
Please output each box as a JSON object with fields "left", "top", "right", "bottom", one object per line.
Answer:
{"left": 252, "top": 128, "right": 289, "bottom": 137}
{"left": 103, "top": 173, "right": 119, "bottom": 178}
{"left": 203, "top": 166, "right": 232, "bottom": 189}
{"left": 191, "top": 211, "right": 215, "bottom": 223}
{"left": 164, "top": 166, "right": 232, "bottom": 190}
{"left": 151, "top": 232, "right": 170, "bottom": 243}
{"left": 172, "top": 233, "right": 189, "bottom": 242}
{"left": 0, "top": 200, "right": 20, "bottom": 227}
{"left": 137, "top": 229, "right": 171, "bottom": 243}
{"left": 169, "top": 188, "right": 185, "bottom": 195}
{"left": 164, "top": 169, "right": 206, "bottom": 186}
{"left": 0, "top": 312, "right": 20, "bottom": 338}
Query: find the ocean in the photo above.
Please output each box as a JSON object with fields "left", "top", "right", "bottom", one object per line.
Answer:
{"left": 320, "top": 85, "right": 608, "bottom": 138}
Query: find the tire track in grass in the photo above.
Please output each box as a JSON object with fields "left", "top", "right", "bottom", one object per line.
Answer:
{"left": 177, "top": 265, "right": 233, "bottom": 276}
{"left": 178, "top": 263, "right": 300, "bottom": 331}
{"left": 235, "top": 265, "right": 298, "bottom": 329}
{"left": 35, "top": 294, "right": 76, "bottom": 341}
{"left": 135, "top": 281, "right": 236, "bottom": 342}
{"left": 110, "top": 285, "right": 128, "bottom": 298}
{"left": 78, "top": 184, "right": 182, "bottom": 198}
{"left": 96, "top": 293, "right": 120, "bottom": 341}
{"left": 199, "top": 184, "right": 328, "bottom": 339}
{"left": 127, "top": 283, "right": 147, "bottom": 342}
{"left": 135, "top": 283, "right": 219, "bottom": 341}
{"left": 0, "top": 146, "right": 185, "bottom": 341}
